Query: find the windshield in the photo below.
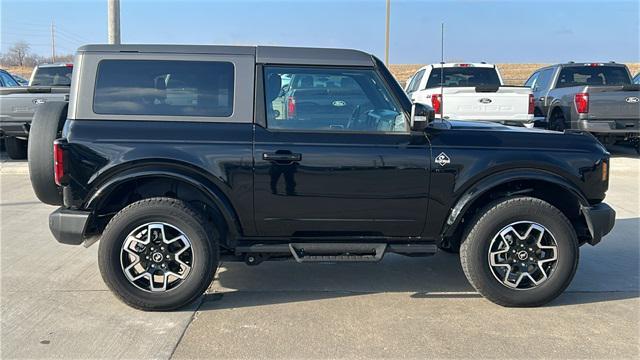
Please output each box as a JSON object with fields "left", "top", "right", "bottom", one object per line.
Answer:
{"left": 425, "top": 67, "right": 501, "bottom": 88}
{"left": 556, "top": 66, "right": 631, "bottom": 88}
{"left": 31, "top": 65, "right": 73, "bottom": 86}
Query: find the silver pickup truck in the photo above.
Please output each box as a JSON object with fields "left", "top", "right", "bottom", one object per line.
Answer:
{"left": 0, "top": 63, "right": 71, "bottom": 159}
{"left": 526, "top": 62, "right": 639, "bottom": 150}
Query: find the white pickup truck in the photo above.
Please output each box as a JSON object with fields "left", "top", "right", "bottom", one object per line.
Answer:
{"left": 404, "top": 63, "right": 535, "bottom": 125}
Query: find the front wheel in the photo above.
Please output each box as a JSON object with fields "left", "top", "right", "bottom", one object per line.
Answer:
{"left": 98, "top": 197, "right": 219, "bottom": 311}
{"left": 460, "top": 196, "right": 578, "bottom": 307}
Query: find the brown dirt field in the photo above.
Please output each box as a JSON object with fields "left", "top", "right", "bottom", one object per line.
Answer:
{"left": 4, "top": 64, "right": 639, "bottom": 87}
{"left": 390, "top": 63, "right": 640, "bottom": 87}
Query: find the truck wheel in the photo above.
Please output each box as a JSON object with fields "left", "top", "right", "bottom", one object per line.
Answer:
{"left": 5, "top": 137, "right": 27, "bottom": 160}
{"left": 548, "top": 111, "right": 566, "bottom": 132}
{"left": 98, "top": 197, "right": 219, "bottom": 311}
{"left": 28, "top": 102, "right": 68, "bottom": 205}
{"left": 460, "top": 196, "right": 578, "bottom": 307}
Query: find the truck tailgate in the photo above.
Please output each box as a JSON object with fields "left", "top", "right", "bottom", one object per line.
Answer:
{"left": 441, "top": 87, "right": 531, "bottom": 121}
{"left": 587, "top": 86, "right": 640, "bottom": 120}
{"left": 0, "top": 88, "right": 68, "bottom": 125}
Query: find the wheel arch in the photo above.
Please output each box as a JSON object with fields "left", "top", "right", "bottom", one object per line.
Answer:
{"left": 83, "top": 165, "right": 244, "bottom": 247}
{"left": 442, "top": 169, "right": 591, "bottom": 246}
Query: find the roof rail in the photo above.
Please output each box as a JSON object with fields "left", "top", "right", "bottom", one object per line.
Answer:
{"left": 568, "top": 61, "right": 575, "bottom": 64}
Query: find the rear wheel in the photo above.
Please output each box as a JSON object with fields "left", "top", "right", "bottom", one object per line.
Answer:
{"left": 5, "top": 137, "right": 27, "bottom": 159}
{"left": 460, "top": 196, "right": 578, "bottom": 307}
{"left": 98, "top": 197, "right": 219, "bottom": 311}
{"left": 547, "top": 110, "right": 567, "bottom": 132}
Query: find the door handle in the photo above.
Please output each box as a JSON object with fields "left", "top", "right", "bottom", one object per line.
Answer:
{"left": 263, "top": 152, "right": 302, "bottom": 162}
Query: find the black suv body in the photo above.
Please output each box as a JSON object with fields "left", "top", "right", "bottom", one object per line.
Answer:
{"left": 29, "top": 45, "right": 615, "bottom": 310}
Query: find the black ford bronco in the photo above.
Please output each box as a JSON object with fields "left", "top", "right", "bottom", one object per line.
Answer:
{"left": 28, "top": 45, "right": 615, "bottom": 311}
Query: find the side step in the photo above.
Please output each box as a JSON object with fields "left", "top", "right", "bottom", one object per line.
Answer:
{"left": 289, "top": 243, "right": 386, "bottom": 263}
{"left": 233, "top": 243, "right": 437, "bottom": 264}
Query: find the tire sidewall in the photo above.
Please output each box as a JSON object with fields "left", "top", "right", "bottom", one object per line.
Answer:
{"left": 98, "top": 200, "right": 217, "bottom": 310}
{"left": 463, "top": 198, "right": 578, "bottom": 306}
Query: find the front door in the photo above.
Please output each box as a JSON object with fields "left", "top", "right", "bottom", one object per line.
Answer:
{"left": 253, "top": 65, "right": 430, "bottom": 237}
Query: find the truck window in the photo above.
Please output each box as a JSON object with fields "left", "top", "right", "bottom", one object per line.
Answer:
{"left": 93, "top": 60, "right": 234, "bottom": 117}
{"left": 264, "top": 66, "right": 407, "bottom": 133}
{"left": 556, "top": 66, "right": 631, "bottom": 88}
{"left": 407, "top": 69, "right": 425, "bottom": 93}
{"left": 524, "top": 72, "right": 539, "bottom": 88}
{"left": 31, "top": 65, "right": 73, "bottom": 86}
{"left": 534, "top": 68, "right": 555, "bottom": 91}
{"left": 425, "top": 67, "right": 501, "bottom": 88}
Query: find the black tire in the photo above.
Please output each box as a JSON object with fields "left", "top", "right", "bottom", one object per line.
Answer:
{"left": 98, "top": 197, "right": 219, "bottom": 311}
{"left": 5, "top": 136, "right": 27, "bottom": 160}
{"left": 28, "top": 102, "right": 68, "bottom": 205}
{"left": 460, "top": 196, "right": 578, "bottom": 307}
{"left": 547, "top": 110, "right": 566, "bottom": 132}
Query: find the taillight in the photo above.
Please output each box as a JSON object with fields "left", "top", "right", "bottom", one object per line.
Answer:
{"left": 287, "top": 96, "right": 296, "bottom": 119}
{"left": 528, "top": 94, "right": 534, "bottom": 114}
{"left": 575, "top": 93, "right": 589, "bottom": 114}
{"left": 53, "top": 142, "right": 64, "bottom": 186}
{"left": 431, "top": 94, "right": 442, "bottom": 114}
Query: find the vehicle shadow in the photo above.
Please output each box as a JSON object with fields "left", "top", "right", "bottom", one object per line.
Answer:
{"left": 198, "top": 218, "right": 639, "bottom": 311}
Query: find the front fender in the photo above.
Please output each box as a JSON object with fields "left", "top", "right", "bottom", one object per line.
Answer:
{"left": 443, "top": 168, "right": 590, "bottom": 237}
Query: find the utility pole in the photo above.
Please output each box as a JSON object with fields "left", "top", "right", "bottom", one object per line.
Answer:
{"left": 51, "top": 21, "right": 56, "bottom": 62}
{"left": 108, "top": 0, "right": 121, "bottom": 44}
{"left": 385, "top": 0, "right": 390, "bottom": 65}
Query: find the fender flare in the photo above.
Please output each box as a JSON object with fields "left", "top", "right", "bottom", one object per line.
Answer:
{"left": 85, "top": 165, "right": 243, "bottom": 239}
{"left": 442, "top": 168, "right": 590, "bottom": 238}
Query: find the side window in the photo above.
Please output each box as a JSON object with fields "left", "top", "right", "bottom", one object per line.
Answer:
{"left": 264, "top": 66, "right": 407, "bottom": 133}
{"left": 535, "top": 68, "right": 555, "bottom": 91}
{"left": 93, "top": 60, "right": 234, "bottom": 117}
{"left": 524, "top": 72, "right": 539, "bottom": 89}
{"left": 0, "top": 71, "right": 19, "bottom": 87}
{"left": 408, "top": 69, "right": 425, "bottom": 92}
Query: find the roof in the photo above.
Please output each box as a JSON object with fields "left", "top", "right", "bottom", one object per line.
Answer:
{"left": 77, "top": 44, "right": 374, "bottom": 67}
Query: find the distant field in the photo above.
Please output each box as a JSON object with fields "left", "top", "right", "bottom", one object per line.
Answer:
{"left": 390, "top": 63, "right": 640, "bottom": 86}
{"left": 4, "top": 64, "right": 639, "bottom": 86}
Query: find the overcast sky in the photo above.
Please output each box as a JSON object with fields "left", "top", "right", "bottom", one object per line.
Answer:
{"left": 1, "top": 0, "right": 638, "bottom": 63}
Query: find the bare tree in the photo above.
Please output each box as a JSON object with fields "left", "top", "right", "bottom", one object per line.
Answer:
{"left": 7, "top": 41, "right": 31, "bottom": 67}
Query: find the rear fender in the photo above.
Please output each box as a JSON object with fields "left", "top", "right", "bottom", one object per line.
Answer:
{"left": 85, "top": 164, "right": 243, "bottom": 240}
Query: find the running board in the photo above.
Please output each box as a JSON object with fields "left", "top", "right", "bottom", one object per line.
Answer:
{"left": 289, "top": 243, "right": 386, "bottom": 262}
{"left": 233, "top": 243, "right": 437, "bottom": 263}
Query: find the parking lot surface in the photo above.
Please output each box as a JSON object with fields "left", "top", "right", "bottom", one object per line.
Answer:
{"left": 1, "top": 149, "right": 639, "bottom": 359}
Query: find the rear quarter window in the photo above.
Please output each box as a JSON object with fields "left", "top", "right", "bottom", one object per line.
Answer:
{"left": 93, "top": 60, "right": 234, "bottom": 117}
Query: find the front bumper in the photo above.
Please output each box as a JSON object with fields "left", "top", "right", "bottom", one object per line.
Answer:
{"left": 581, "top": 203, "right": 616, "bottom": 246}
{"left": 578, "top": 119, "right": 640, "bottom": 135}
{"left": 49, "top": 208, "right": 90, "bottom": 245}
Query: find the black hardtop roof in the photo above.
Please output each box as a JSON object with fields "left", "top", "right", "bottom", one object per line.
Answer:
{"left": 77, "top": 44, "right": 375, "bottom": 67}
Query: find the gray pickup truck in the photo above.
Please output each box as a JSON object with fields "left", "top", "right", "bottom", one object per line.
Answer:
{"left": 0, "top": 63, "right": 72, "bottom": 159}
{"left": 526, "top": 62, "right": 639, "bottom": 149}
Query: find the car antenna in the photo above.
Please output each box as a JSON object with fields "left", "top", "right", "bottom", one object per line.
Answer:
{"left": 440, "top": 22, "right": 445, "bottom": 123}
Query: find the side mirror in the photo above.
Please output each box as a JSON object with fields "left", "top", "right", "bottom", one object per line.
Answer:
{"left": 410, "top": 102, "right": 434, "bottom": 131}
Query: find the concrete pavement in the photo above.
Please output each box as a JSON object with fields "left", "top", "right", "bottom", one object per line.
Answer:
{"left": 1, "top": 150, "right": 638, "bottom": 359}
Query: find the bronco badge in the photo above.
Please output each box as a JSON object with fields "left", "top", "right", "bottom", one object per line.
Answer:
{"left": 435, "top": 152, "right": 451, "bottom": 166}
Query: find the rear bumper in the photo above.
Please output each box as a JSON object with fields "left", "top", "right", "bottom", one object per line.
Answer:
{"left": 0, "top": 122, "right": 30, "bottom": 137}
{"left": 578, "top": 119, "right": 640, "bottom": 135}
{"left": 581, "top": 203, "right": 616, "bottom": 246}
{"left": 49, "top": 208, "right": 90, "bottom": 245}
